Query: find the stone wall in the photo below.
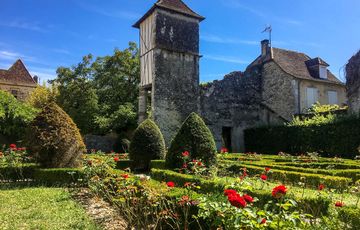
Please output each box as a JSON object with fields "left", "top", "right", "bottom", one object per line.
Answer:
{"left": 346, "top": 50, "right": 360, "bottom": 112}
{"left": 0, "top": 81, "right": 36, "bottom": 101}
{"left": 151, "top": 10, "right": 200, "bottom": 145}
{"left": 261, "top": 62, "right": 297, "bottom": 120}
{"left": 83, "top": 134, "right": 119, "bottom": 153}
{"left": 200, "top": 71, "right": 284, "bottom": 152}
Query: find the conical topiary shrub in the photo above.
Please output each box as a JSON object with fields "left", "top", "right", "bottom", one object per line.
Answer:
{"left": 26, "top": 102, "right": 85, "bottom": 168}
{"left": 166, "top": 112, "right": 217, "bottom": 169}
{"left": 129, "top": 119, "right": 166, "bottom": 170}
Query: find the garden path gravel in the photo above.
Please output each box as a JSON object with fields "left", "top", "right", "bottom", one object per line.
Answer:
{"left": 71, "top": 188, "right": 128, "bottom": 230}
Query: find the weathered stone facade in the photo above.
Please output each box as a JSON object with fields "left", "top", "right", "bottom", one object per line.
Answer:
{"left": 200, "top": 71, "right": 284, "bottom": 152}
{"left": 346, "top": 50, "right": 360, "bottom": 112}
{"left": 0, "top": 59, "right": 37, "bottom": 101}
{"left": 134, "top": 0, "right": 347, "bottom": 153}
{"left": 134, "top": 1, "right": 203, "bottom": 144}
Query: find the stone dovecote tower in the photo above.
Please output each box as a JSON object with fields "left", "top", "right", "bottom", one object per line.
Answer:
{"left": 133, "top": 0, "right": 205, "bottom": 144}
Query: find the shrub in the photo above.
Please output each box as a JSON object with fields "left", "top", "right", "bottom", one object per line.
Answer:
{"left": 167, "top": 113, "right": 217, "bottom": 169}
{"left": 33, "top": 168, "right": 82, "bottom": 185}
{"left": 26, "top": 103, "right": 86, "bottom": 168}
{"left": 244, "top": 115, "right": 360, "bottom": 158}
{"left": 337, "top": 206, "right": 360, "bottom": 230}
{"left": 129, "top": 119, "right": 166, "bottom": 170}
{"left": 0, "top": 90, "right": 39, "bottom": 140}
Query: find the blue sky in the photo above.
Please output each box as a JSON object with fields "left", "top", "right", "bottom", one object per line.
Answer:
{"left": 0, "top": 0, "right": 359, "bottom": 83}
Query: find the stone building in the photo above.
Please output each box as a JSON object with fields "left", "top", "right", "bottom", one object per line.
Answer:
{"left": 0, "top": 59, "right": 38, "bottom": 100}
{"left": 134, "top": 0, "right": 347, "bottom": 152}
{"left": 346, "top": 50, "right": 360, "bottom": 112}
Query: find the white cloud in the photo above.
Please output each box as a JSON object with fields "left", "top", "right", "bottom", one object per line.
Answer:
{"left": 203, "top": 54, "right": 249, "bottom": 64}
{"left": 201, "top": 34, "right": 258, "bottom": 45}
{"left": 0, "top": 20, "right": 49, "bottom": 32}
{"left": 0, "top": 50, "right": 36, "bottom": 62}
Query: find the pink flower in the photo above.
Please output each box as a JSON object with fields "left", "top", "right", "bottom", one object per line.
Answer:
{"left": 182, "top": 151, "right": 190, "bottom": 157}
{"left": 182, "top": 163, "right": 188, "bottom": 168}
{"left": 9, "top": 144, "right": 17, "bottom": 150}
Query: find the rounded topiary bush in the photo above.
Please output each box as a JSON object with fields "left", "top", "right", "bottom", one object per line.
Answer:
{"left": 166, "top": 112, "right": 217, "bottom": 169}
{"left": 26, "top": 102, "right": 85, "bottom": 168}
{"left": 129, "top": 119, "right": 166, "bottom": 170}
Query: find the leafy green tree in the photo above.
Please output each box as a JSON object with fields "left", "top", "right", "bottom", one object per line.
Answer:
{"left": 52, "top": 42, "right": 140, "bottom": 135}
{"left": 0, "top": 90, "right": 39, "bottom": 140}
{"left": 92, "top": 42, "right": 140, "bottom": 113}
{"left": 53, "top": 55, "right": 99, "bottom": 134}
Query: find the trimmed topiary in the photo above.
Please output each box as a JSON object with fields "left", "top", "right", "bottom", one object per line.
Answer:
{"left": 129, "top": 119, "right": 166, "bottom": 170}
{"left": 166, "top": 112, "right": 217, "bottom": 169}
{"left": 26, "top": 103, "right": 85, "bottom": 168}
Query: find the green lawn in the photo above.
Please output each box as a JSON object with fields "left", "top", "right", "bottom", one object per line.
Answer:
{"left": 0, "top": 187, "right": 100, "bottom": 230}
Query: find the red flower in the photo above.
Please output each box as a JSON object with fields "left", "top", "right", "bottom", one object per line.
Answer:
{"left": 335, "top": 201, "right": 344, "bottom": 207}
{"left": 182, "top": 151, "right": 190, "bottom": 157}
{"left": 272, "top": 185, "right": 287, "bottom": 198}
{"left": 114, "top": 157, "right": 120, "bottom": 162}
{"left": 220, "top": 147, "right": 228, "bottom": 153}
{"left": 260, "top": 174, "right": 267, "bottom": 181}
{"left": 265, "top": 167, "right": 271, "bottom": 172}
{"left": 227, "top": 193, "right": 247, "bottom": 208}
{"left": 167, "top": 181, "right": 175, "bottom": 187}
{"left": 224, "top": 189, "right": 238, "bottom": 196}
{"left": 318, "top": 184, "right": 325, "bottom": 191}
{"left": 261, "top": 218, "right": 267, "bottom": 224}
{"left": 242, "top": 194, "right": 254, "bottom": 203}
{"left": 182, "top": 163, "right": 188, "bottom": 168}
{"left": 121, "top": 174, "right": 129, "bottom": 179}
{"left": 197, "top": 161, "right": 203, "bottom": 166}
{"left": 9, "top": 144, "right": 17, "bottom": 150}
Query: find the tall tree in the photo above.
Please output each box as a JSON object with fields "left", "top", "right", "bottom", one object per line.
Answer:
{"left": 53, "top": 54, "right": 99, "bottom": 134}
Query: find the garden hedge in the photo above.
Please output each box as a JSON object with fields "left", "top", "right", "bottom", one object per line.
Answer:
{"left": 26, "top": 103, "right": 86, "bottom": 168}
{"left": 219, "top": 161, "right": 352, "bottom": 190}
{"left": 129, "top": 119, "right": 166, "bottom": 171}
{"left": 150, "top": 168, "right": 331, "bottom": 216}
{"left": 167, "top": 113, "right": 217, "bottom": 169}
{"left": 337, "top": 206, "right": 360, "bottom": 230}
{"left": 244, "top": 116, "right": 360, "bottom": 158}
{"left": 224, "top": 160, "right": 360, "bottom": 181}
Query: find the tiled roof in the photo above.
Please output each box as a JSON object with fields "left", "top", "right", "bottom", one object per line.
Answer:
{"left": 272, "top": 48, "right": 341, "bottom": 83}
{"left": 133, "top": 0, "right": 204, "bottom": 28}
{"left": 248, "top": 48, "right": 342, "bottom": 84}
{"left": 0, "top": 59, "right": 37, "bottom": 85}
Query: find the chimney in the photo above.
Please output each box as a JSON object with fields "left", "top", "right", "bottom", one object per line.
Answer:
{"left": 33, "top": 75, "right": 39, "bottom": 84}
{"left": 261, "top": 39, "right": 270, "bottom": 57}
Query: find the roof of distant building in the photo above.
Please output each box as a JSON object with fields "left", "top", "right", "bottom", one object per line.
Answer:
{"left": 133, "top": 0, "right": 205, "bottom": 28}
{"left": 248, "top": 47, "right": 342, "bottom": 84}
{"left": 0, "top": 59, "right": 37, "bottom": 85}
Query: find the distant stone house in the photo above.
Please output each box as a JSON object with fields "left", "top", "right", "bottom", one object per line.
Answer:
{"left": 0, "top": 59, "right": 38, "bottom": 100}
{"left": 245, "top": 40, "right": 347, "bottom": 120}
{"left": 134, "top": 0, "right": 347, "bottom": 152}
